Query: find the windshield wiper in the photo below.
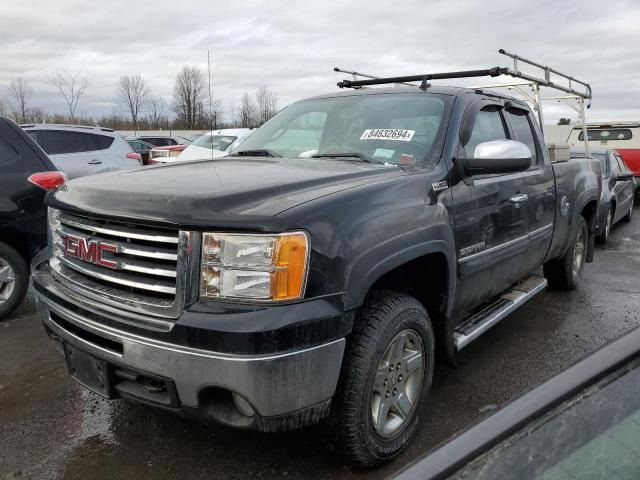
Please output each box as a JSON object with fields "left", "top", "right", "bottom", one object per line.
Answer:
{"left": 231, "top": 149, "right": 281, "bottom": 158}
{"left": 311, "top": 152, "right": 375, "bottom": 163}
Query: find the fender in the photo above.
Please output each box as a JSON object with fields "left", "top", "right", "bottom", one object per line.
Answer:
{"left": 560, "top": 189, "right": 599, "bottom": 258}
{"left": 575, "top": 189, "right": 600, "bottom": 230}
{"left": 552, "top": 188, "right": 599, "bottom": 261}
{"left": 343, "top": 222, "right": 456, "bottom": 317}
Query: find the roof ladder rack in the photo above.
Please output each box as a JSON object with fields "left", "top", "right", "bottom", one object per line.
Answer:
{"left": 335, "top": 49, "right": 593, "bottom": 155}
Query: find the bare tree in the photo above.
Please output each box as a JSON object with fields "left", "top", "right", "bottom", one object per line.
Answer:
{"left": 116, "top": 75, "right": 150, "bottom": 130}
{"left": 26, "top": 107, "right": 49, "bottom": 124}
{"left": 49, "top": 70, "right": 89, "bottom": 121}
{"left": 239, "top": 92, "right": 257, "bottom": 128}
{"left": 148, "top": 95, "right": 167, "bottom": 129}
{"left": 0, "top": 99, "right": 8, "bottom": 118}
{"left": 228, "top": 103, "right": 239, "bottom": 127}
{"left": 255, "top": 86, "right": 278, "bottom": 125}
{"left": 7, "top": 78, "right": 33, "bottom": 123}
{"left": 202, "top": 98, "right": 224, "bottom": 130}
{"left": 172, "top": 66, "right": 206, "bottom": 129}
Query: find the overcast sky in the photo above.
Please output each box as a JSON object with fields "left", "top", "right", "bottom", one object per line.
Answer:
{"left": 1, "top": 0, "right": 639, "bottom": 125}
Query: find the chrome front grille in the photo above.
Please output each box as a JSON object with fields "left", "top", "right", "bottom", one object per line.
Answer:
{"left": 49, "top": 209, "right": 191, "bottom": 319}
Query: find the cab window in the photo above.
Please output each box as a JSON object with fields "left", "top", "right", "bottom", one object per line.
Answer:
{"left": 579, "top": 129, "right": 633, "bottom": 141}
{"left": 506, "top": 109, "right": 538, "bottom": 167}
{"left": 465, "top": 108, "right": 507, "bottom": 157}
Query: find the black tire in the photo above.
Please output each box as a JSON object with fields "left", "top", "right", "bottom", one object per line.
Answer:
{"left": 596, "top": 208, "right": 612, "bottom": 244}
{"left": 544, "top": 216, "right": 588, "bottom": 290}
{"left": 334, "top": 290, "right": 435, "bottom": 467}
{"left": 622, "top": 202, "right": 633, "bottom": 223}
{"left": 0, "top": 242, "right": 29, "bottom": 320}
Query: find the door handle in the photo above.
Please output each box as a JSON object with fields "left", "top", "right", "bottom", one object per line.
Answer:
{"left": 509, "top": 193, "right": 529, "bottom": 207}
{"left": 87, "top": 159, "right": 102, "bottom": 165}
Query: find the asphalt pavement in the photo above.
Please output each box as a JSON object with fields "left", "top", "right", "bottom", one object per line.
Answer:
{"left": 2, "top": 208, "right": 639, "bottom": 480}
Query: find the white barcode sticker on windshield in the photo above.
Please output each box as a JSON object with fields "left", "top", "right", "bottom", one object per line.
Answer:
{"left": 360, "top": 129, "right": 415, "bottom": 141}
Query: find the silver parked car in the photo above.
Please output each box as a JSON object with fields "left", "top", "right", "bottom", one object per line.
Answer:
{"left": 22, "top": 124, "right": 142, "bottom": 179}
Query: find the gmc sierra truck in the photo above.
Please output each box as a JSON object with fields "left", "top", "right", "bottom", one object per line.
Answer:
{"left": 33, "top": 61, "right": 602, "bottom": 467}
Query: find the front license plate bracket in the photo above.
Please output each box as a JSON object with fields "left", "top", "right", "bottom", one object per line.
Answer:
{"left": 64, "top": 343, "right": 113, "bottom": 398}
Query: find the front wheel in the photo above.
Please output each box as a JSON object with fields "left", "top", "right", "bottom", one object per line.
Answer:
{"left": 544, "top": 216, "right": 588, "bottom": 290}
{"left": 334, "top": 290, "right": 434, "bottom": 467}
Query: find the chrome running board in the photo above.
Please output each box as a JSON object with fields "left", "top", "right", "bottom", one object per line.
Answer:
{"left": 454, "top": 276, "right": 548, "bottom": 351}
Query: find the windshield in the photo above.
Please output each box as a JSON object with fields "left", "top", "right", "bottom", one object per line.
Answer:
{"left": 193, "top": 134, "right": 238, "bottom": 151}
{"left": 233, "top": 93, "right": 450, "bottom": 166}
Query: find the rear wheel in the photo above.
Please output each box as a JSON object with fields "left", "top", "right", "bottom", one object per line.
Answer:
{"left": 544, "top": 216, "right": 588, "bottom": 290}
{"left": 0, "top": 242, "right": 29, "bottom": 320}
{"left": 334, "top": 290, "right": 434, "bottom": 467}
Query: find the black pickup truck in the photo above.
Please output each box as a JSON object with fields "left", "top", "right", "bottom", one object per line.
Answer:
{"left": 32, "top": 79, "right": 601, "bottom": 466}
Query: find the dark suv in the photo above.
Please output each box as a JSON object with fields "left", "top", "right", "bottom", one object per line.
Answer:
{"left": 0, "top": 117, "right": 65, "bottom": 319}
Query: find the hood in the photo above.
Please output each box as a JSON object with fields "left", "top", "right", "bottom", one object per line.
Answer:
{"left": 50, "top": 157, "right": 404, "bottom": 230}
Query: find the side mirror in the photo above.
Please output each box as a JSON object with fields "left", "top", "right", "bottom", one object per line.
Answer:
{"left": 615, "top": 171, "right": 633, "bottom": 182}
{"left": 463, "top": 140, "right": 532, "bottom": 175}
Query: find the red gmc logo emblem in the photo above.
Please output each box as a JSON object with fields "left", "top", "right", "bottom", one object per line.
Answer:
{"left": 63, "top": 235, "right": 118, "bottom": 269}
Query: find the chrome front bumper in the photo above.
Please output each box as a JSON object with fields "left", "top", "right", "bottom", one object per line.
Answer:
{"left": 35, "top": 289, "right": 345, "bottom": 424}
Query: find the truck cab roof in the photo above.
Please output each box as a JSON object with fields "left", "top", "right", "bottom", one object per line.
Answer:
{"left": 305, "top": 85, "right": 526, "bottom": 105}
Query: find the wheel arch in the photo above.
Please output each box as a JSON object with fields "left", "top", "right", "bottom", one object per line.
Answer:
{"left": 344, "top": 240, "right": 456, "bottom": 317}
{"left": 580, "top": 198, "right": 599, "bottom": 230}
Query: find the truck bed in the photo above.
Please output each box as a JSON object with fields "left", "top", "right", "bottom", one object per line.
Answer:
{"left": 546, "top": 156, "right": 602, "bottom": 262}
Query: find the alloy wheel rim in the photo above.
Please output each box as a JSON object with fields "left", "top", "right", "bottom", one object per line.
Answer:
{"left": 0, "top": 259, "right": 16, "bottom": 305}
{"left": 605, "top": 211, "right": 612, "bottom": 238}
{"left": 572, "top": 228, "right": 585, "bottom": 275}
{"left": 370, "top": 329, "right": 424, "bottom": 438}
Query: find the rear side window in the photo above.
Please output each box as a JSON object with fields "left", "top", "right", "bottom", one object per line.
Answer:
{"left": 86, "top": 134, "right": 114, "bottom": 151}
{"left": 41, "top": 131, "right": 113, "bottom": 154}
{"left": 579, "top": 129, "right": 633, "bottom": 141}
{"left": 0, "top": 135, "right": 20, "bottom": 167}
{"left": 42, "top": 131, "right": 87, "bottom": 154}
{"left": 465, "top": 108, "right": 507, "bottom": 156}
{"left": 506, "top": 110, "right": 538, "bottom": 167}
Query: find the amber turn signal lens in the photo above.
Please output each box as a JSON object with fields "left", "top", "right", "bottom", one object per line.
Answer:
{"left": 271, "top": 233, "right": 308, "bottom": 300}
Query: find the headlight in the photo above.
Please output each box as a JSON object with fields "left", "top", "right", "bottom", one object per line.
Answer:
{"left": 200, "top": 232, "right": 309, "bottom": 301}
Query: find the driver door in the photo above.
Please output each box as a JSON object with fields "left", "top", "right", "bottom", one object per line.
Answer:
{"left": 452, "top": 105, "right": 530, "bottom": 318}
